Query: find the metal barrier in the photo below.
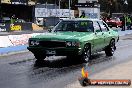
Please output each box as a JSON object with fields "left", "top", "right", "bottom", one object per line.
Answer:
{"left": 0, "top": 23, "right": 10, "bottom": 32}
{"left": 0, "top": 22, "right": 33, "bottom": 32}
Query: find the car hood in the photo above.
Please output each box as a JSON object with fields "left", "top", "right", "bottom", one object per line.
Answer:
{"left": 31, "top": 32, "right": 93, "bottom": 41}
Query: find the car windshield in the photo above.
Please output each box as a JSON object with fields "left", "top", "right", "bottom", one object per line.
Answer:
{"left": 54, "top": 20, "right": 94, "bottom": 32}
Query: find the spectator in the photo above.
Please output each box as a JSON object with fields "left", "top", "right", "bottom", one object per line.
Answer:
{"left": 130, "top": 14, "right": 132, "bottom": 30}
{"left": 80, "top": 12, "right": 88, "bottom": 18}
{"left": 43, "top": 18, "right": 46, "bottom": 28}
{"left": 10, "top": 14, "right": 16, "bottom": 25}
{"left": 120, "top": 14, "right": 126, "bottom": 31}
{"left": 126, "top": 14, "right": 132, "bottom": 30}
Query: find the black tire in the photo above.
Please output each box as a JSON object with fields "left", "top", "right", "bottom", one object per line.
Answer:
{"left": 80, "top": 44, "right": 91, "bottom": 63}
{"left": 34, "top": 53, "right": 46, "bottom": 61}
{"left": 105, "top": 40, "right": 116, "bottom": 56}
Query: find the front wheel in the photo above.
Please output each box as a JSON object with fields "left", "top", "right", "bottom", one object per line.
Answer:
{"left": 34, "top": 53, "right": 46, "bottom": 61}
{"left": 105, "top": 40, "right": 116, "bottom": 56}
{"left": 80, "top": 44, "right": 91, "bottom": 63}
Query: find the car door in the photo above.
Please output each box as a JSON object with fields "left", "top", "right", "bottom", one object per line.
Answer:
{"left": 98, "top": 21, "right": 112, "bottom": 47}
{"left": 93, "top": 21, "right": 105, "bottom": 52}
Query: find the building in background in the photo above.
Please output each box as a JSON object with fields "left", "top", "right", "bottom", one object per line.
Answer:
{"left": 0, "top": 0, "right": 35, "bottom": 22}
{"left": 0, "top": 0, "right": 35, "bottom": 32}
{"left": 35, "top": 4, "right": 74, "bottom": 27}
{"left": 76, "top": 0, "right": 100, "bottom": 19}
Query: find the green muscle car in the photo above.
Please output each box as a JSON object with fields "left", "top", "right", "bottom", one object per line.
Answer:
{"left": 27, "top": 18, "right": 119, "bottom": 62}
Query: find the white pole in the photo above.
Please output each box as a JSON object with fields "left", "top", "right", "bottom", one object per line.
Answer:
{"left": 59, "top": 0, "right": 61, "bottom": 18}
{"left": 69, "top": 0, "right": 71, "bottom": 19}
{"left": 59, "top": 0, "right": 61, "bottom": 10}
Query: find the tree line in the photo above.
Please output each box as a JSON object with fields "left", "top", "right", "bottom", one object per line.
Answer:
{"left": 29, "top": 0, "right": 132, "bottom": 13}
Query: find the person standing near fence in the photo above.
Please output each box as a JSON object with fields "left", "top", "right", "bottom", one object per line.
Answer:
{"left": 10, "top": 14, "right": 16, "bottom": 26}
{"left": 43, "top": 18, "right": 46, "bottom": 29}
{"left": 80, "top": 12, "right": 88, "bottom": 18}
{"left": 120, "top": 14, "right": 126, "bottom": 31}
{"left": 126, "top": 14, "right": 132, "bottom": 30}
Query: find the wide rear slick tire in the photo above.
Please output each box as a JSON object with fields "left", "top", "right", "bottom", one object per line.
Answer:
{"left": 81, "top": 44, "right": 91, "bottom": 63}
{"left": 105, "top": 40, "right": 116, "bottom": 56}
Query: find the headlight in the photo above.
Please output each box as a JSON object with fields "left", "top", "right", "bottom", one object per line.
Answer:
{"left": 66, "top": 42, "right": 72, "bottom": 46}
{"left": 29, "top": 40, "right": 39, "bottom": 46}
{"left": 66, "top": 41, "right": 80, "bottom": 47}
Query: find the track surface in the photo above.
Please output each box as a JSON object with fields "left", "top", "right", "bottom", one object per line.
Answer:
{"left": 0, "top": 35, "right": 132, "bottom": 88}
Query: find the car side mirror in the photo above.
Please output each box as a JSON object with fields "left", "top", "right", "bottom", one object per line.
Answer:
{"left": 48, "top": 29, "right": 52, "bottom": 32}
{"left": 48, "top": 26, "right": 54, "bottom": 32}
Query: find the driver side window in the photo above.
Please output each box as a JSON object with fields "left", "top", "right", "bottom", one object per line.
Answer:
{"left": 98, "top": 21, "right": 109, "bottom": 32}
{"left": 93, "top": 21, "right": 101, "bottom": 32}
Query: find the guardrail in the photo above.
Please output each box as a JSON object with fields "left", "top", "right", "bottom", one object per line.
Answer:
{"left": 0, "top": 34, "right": 31, "bottom": 47}
{"left": 0, "top": 33, "right": 42, "bottom": 48}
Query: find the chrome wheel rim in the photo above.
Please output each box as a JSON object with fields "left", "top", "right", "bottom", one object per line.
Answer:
{"left": 110, "top": 41, "right": 115, "bottom": 54}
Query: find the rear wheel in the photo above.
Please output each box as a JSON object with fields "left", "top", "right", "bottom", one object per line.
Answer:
{"left": 105, "top": 40, "right": 116, "bottom": 56}
{"left": 80, "top": 44, "right": 91, "bottom": 63}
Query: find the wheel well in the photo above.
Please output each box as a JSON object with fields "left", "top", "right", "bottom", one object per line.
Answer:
{"left": 85, "top": 43, "right": 91, "bottom": 47}
{"left": 84, "top": 43, "right": 91, "bottom": 50}
{"left": 82, "top": 43, "right": 91, "bottom": 51}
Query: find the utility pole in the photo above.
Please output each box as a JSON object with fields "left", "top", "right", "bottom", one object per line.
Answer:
{"left": 59, "top": 0, "right": 61, "bottom": 10}
{"left": 69, "top": 0, "right": 71, "bottom": 19}
{"left": 0, "top": 0, "right": 2, "bottom": 19}
{"left": 59, "top": 0, "right": 61, "bottom": 18}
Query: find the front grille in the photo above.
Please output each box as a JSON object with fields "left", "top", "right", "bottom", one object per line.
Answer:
{"left": 39, "top": 41, "right": 66, "bottom": 48}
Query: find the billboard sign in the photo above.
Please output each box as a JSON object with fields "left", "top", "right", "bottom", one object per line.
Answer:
{"left": 35, "top": 8, "right": 74, "bottom": 18}
{"left": 11, "top": 0, "right": 27, "bottom": 5}
{"left": 0, "top": 23, "right": 9, "bottom": 32}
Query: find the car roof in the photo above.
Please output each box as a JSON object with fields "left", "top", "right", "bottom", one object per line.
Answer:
{"left": 61, "top": 18, "right": 101, "bottom": 22}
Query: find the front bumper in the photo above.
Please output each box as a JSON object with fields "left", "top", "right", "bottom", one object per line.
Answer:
{"left": 27, "top": 47, "right": 82, "bottom": 56}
